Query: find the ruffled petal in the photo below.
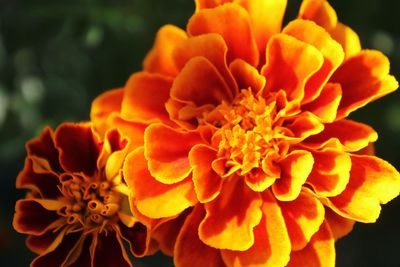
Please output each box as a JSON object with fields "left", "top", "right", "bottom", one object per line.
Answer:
{"left": 305, "top": 119, "right": 378, "bottom": 152}
{"left": 283, "top": 19, "right": 344, "bottom": 103}
{"left": 262, "top": 34, "right": 324, "bottom": 102}
{"left": 236, "top": 0, "right": 287, "bottom": 54}
{"left": 325, "top": 208, "right": 355, "bottom": 240}
{"left": 280, "top": 189, "right": 325, "bottom": 251}
{"left": 106, "top": 115, "right": 146, "bottom": 151}
{"left": 55, "top": 123, "right": 100, "bottom": 176}
{"left": 13, "top": 199, "right": 62, "bottom": 235}
{"left": 143, "top": 24, "right": 187, "bottom": 76}
{"left": 286, "top": 221, "right": 335, "bottom": 267}
{"left": 92, "top": 231, "right": 132, "bottom": 267}
{"left": 221, "top": 190, "right": 291, "bottom": 267}
{"left": 298, "top": 0, "right": 337, "bottom": 31}
{"left": 307, "top": 148, "right": 351, "bottom": 197}
{"left": 118, "top": 222, "right": 149, "bottom": 257}
{"left": 302, "top": 83, "right": 342, "bottom": 123}
{"left": 189, "top": 144, "right": 223, "bottom": 203}
{"left": 144, "top": 123, "right": 203, "bottom": 184}
{"left": 330, "top": 22, "right": 361, "bottom": 59}
{"left": 272, "top": 150, "right": 314, "bottom": 201}
{"left": 286, "top": 112, "right": 324, "bottom": 140}
{"left": 124, "top": 148, "right": 197, "bottom": 218}
{"left": 121, "top": 72, "right": 173, "bottom": 124}
{"left": 328, "top": 155, "right": 400, "bottom": 223}
{"left": 90, "top": 88, "right": 123, "bottom": 137}
{"left": 188, "top": 3, "right": 259, "bottom": 66}
{"left": 199, "top": 178, "right": 262, "bottom": 251}
{"left": 229, "top": 59, "right": 265, "bottom": 93}
{"left": 331, "top": 50, "right": 399, "bottom": 119}
{"left": 175, "top": 205, "right": 226, "bottom": 267}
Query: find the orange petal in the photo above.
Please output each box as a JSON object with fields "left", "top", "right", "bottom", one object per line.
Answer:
{"left": 298, "top": 0, "right": 337, "bottom": 31}
{"left": 328, "top": 155, "right": 400, "bottom": 223}
{"left": 124, "top": 147, "right": 197, "bottom": 218}
{"left": 189, "top": 144, "right": 223, "bottom": 203}
{"left": 188, "top": 3, "right": 259, "bottom": 66}
{"left": 331, "top": 50, "right": 399, "bottom": 119}
{"left": 173, "top": 33, "right": 237, "bottom": 94}
{"left": 285, "top": 112, "right": 324, "bottom": 140}
{"left": 121, "top": 72, "right": 173, "bottom": 124}
{"left": 55, "top": 123, "right": 100, "bottom": 176}
{"left": 229, "top": 59, "right": 265, "bottom": 93}
{"left": 221, "top": 190, "right": 291, "bottom": 267}
{"left": 152, "top": 209, "right": 191, "bottom": 256}
{"left": 16, "top": 158, "right": 61, "bottom": 199}
{"left": 286, "top": 221, "right": 335, "bottom": 267}
{"left": 325, "top": 208, "right": 355, "bottom": 240}
{"left": 199, "top": 178, "right": 262, "bottom": 250}
{"left": 307, "top": 148, "right": 351, "bottom": 197}
{"left": 90, "top": 88, "right": 123, "bottom": 137}
{"left": 170, "top": 56, "right": 232, "bottom": 107}
{"left": 195, "top": 0, "right": 232, "bottom": 11}
{"left": 262, "top": 34, "right": 324, "bottom": 102}
{"left": 236, "top": 0, "right": 287, "bottom": 54}
{"left": 175, "top": 205, "right": 226, "bottom": 267}
{"left": 302, "top": 83, "right": 342, "bottom": 123}
{"left": 26, "top": 126, "right": 61, "bottom": 172}
{"left": 13, "top": 199, "right": 61, "bottom": 235}
{"left": 272, "top": 150, "right": 314, "bottom": 201}
{"left": 144, "top": 123, "right": 203, "bottom": 184}
{"left": 245, "top": 168, "right": 277, "bottom": 193}
{"left": 31, "top": 232, "right": 82, "bottom": 267}
{"left": 143, "top": 24, "right": 187, "bottom": 76}
{"left": 91, "top": 231, "right": 132, "bottom": 267}
{"left": 283, "top": 19, "right": 344, "bottom": 103}
{"left": 330, "top": 22, "right": 361, "bottom": 59}
{"left": 106, "top": 115, "right": 146, "bottom": 151}
{"left": 280, "top": 189, "right": 325, "bottom": 251}
{"left": 305, "top": 119, "right": 378, "bottom": 152}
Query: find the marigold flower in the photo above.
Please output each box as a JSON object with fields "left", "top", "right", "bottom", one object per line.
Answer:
{"left": 13, "top": 123, "right": 154, "bottom": 267}
{"left": 117, "top": 0, "right": 400, "bottom": 266}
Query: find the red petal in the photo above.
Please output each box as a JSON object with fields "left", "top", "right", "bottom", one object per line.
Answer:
{"left": 175, "top": 205, "right": 226, "bottom": 267}
{"left": 325, "top": 208, "right": 355, "bottom": 240}
{"left": 188, "top": 3, "right": 259, "bottom": 66}
{"left": 118, "top": 222, "right": 149, "bottom": 257}
{"left": 55, "top": 123, "right": 100, "bottom": 176}
{"left": 26, "top": 230, "right": 60, "bottom": 254}
{"left": 92, "top": 231, "right": 132, "bottom": 267}
{"left": 199, "top": 178, "right": 262, "bottom": 250}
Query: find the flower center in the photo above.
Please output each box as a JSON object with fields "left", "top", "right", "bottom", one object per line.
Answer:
{"left": 58, "top": 172, "right": 123, "bottom": 233}
{"left": 210, "top": 90, "right": 284, "bottom": 176}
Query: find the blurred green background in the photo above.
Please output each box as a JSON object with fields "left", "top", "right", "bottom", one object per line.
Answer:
{"left": 0, "top": 0, "right": 399, "bottom": 266}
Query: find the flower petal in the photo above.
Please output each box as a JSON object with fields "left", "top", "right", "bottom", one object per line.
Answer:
{"left": 298, "top": 0, "right": 337, "bottom": 31}
{"left": 145, "top": 123, "right": 203, "bottom": 184}
{"left": 124, "top": 147, "right": 197, "bottom": 218}
{"left": 121, "top": 72, "right": 173, "bottom": 124}
{"left": 285, "top": 112, "right": 324, "bottom": 140}
{"left": 283, "top": 19, "right": 344, "bottom": 103}
{"left": 262, "top": 34, "right": 324, "bottom": 102}
{"left": 92, "top": 231, "right": 132, "bottom": 267}
{"left": 229, "top": 59, "right": 266, "bottom": 93}
{"left": 280, "top": 189, "right": 325, "bottom": 251}
{"left": 26, "top": 230, "right": 60, "bottom": 254}
{"left": 118, "top": 222, "right": 149, "bottom": 257}
{"left": 188, "top": 3, "right": 259, "bottom": 66}
{"left": 328, "top": 155, "right": 400, "bottom": 223}
{"left": 221, "top": 190, "right": 291, "bottom": 267}
{"left": 143, "top": 24, "right": 187, "bottom": 76}
{"left": 272, "top": 150, "right": 314, "bottom": 201}
{"left": 302, "top": 83, "right": 342, "bottom": 123}
{"left": 331, "top": 50, "right": 399, "bottom": 119}
{"left": 325, "top": 208, "right": 355, "bottom": 240}
{"left": 55, "top": 123, "right": 100, "bottom": 176}
{"left": 189, "top": 144, "right": 223, "bottom": 203}
{"left": 330, "top": 22, "right": 361, "bottom": 59}
{"left": 175, "top": 205, "right": 226, "bottom": 267}
{"left": 236, "top": 0, "right": 287, "bottom": 54}
{"left": 305, "top": 119, "right": 378, "bottom": 152}
{"left": 13, "top": 199, "right": 62, "bottom": 235}
{"left": 286, "top": 221, "right": 335, "bottom": 267}
{"left": 199, "top": 178, "right": 262, "bottom": 251}
{"left": 307, "top": 148, "right": 351, "bottom": 197}
{"left": 90, "top": 88, "right": 123, "bottom": 137}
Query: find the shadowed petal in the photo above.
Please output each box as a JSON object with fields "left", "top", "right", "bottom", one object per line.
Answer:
{"left": 199, "top": 178, "right": 262, "bottom": 250}
{"left": 26, "top": 230, "right": 60, "bottom": 254}
{"left": 117, "top": 222, "right": 149, "bottom": 257}
{"left": 229, "top": 59, "right": 265, "bottom": 93}
{"left": 92, "top": 231, "right": 132, "bottom": 267}
{"left": 325, "top": 208, "right": 355, "bottom": 240}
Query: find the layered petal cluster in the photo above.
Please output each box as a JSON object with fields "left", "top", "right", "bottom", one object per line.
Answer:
{"left": 13, "top": 123, "right": 154, "bottom": 267}
{"left": 117, "top": 0, "right": 400, "bottom": 266}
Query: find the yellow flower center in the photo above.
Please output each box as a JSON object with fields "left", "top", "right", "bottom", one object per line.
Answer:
{"left": 58, "top": 172, "right": 124, "bottom": 233}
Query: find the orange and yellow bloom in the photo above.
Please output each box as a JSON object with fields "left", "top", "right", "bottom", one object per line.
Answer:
{"left": 13, "top": 0, "right": 400, "bottom": 266}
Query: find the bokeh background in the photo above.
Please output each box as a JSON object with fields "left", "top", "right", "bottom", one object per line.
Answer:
{"left": 0, "top": 0, "right": 399, "bottom": 266}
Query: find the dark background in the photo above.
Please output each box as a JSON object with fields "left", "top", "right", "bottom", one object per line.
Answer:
{"left": 0, "top": 0, "right": 399, "bottom": 266}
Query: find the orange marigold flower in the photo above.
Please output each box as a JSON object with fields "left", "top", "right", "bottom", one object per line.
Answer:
{"left": 13, "top": 123, "right": 155, "bottom": 267}
{"left": 118, "top": 0, "right": 399, "bottom": 266}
